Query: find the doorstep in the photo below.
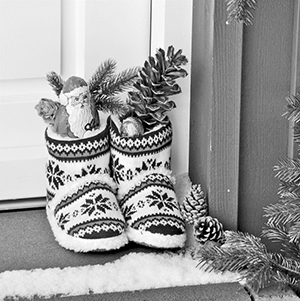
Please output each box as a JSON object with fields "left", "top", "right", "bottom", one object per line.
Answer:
{"left": 0, "top": 209, "right": 298, "bottom": 301}
{"left": 5, "top": 282, "right": 299, "bottom": 301}
{"left": 10, "top": 283, "right": 250, "bottom": 301}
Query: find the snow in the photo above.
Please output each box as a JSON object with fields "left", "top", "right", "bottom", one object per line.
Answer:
{"left": 0, "top": 251, "right": 239, "bottom": 299}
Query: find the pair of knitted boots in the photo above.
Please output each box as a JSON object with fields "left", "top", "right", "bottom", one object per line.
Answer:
{"left": 45, "top": 115, "right": 186, "bottom": 252}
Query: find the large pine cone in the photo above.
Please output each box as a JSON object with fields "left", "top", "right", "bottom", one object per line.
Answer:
{"left": 193, "top": 216, "right": 225, "bottom": 244}
{"left": 127, "top": 46, "right": 188, "bottom": 130}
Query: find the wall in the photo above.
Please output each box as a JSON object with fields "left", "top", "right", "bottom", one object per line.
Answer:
{"left": 238, "top": 0, "right": 297, "bottom": 240}
{"left": 190, "top": 0, "right": 299, "bottom": 240}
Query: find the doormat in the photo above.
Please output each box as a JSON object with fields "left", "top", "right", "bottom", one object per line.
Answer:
{"left": 0, "top": 251, "right": 239, "bottom": 299}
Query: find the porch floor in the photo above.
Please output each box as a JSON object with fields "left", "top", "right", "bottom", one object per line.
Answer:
{"left": 0, "top": 209, "right": 297, "bottom": 301}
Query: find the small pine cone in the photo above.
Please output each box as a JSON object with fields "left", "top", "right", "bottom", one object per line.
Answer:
{"left": 180, "top": 184, "right": 208, "bottom": 224}
{"left": 193, "top": 216, "right": 225, "bottom": 244}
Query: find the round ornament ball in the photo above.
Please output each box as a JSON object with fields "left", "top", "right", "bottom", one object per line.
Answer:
{"left": 120, "top": 117, "right": 144, "bottom": 138}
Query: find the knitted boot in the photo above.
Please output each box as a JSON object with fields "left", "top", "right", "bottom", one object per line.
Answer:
{"left": 45, "top": 121, "right": 128, "bottom": 252}
{"left": 109, "top": 116, "right": 186, "bottom": 249}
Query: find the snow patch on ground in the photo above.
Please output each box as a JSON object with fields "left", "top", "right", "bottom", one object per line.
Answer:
{"left": 0, "top": 251, "right": 239, "bottom": 299}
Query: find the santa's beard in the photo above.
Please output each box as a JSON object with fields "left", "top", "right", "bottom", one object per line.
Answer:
{"left": 66, "top": 104, "right": 93, "bottom": 138}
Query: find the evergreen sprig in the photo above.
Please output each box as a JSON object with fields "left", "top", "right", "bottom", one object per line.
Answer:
{"left": 93, "top": 94, "right": 129, "bottom": 118}
{"left": 196, "top": 231, "right": 272, "bottom": 292}
{"left": 196, "top": 231, "right": 300, "bottom": 293}
{"left": 284, "top": 93, "right": 300, "bottom": 123}
{"left": 46, "top": 71, "right": 64, "bottom": 96}
{"left": 278, "top": 181, "right": 300, "bottom": 199}
{"left": 100, "top": 67, "right": 140, "bottom": 96}
{"left": 88, "top": 59, "right": 117, "bottom": 93}
{"left": 226, "top": 0, "right": 258, "bottom": 26}
{"left": 263, "top": 198, "right": 300, "bottom": 229}
{"left": 88, "top": 60, "right": 139, "bottom": 115}
{"left": 275, "top": 158, "right": 300, "bottom": 184}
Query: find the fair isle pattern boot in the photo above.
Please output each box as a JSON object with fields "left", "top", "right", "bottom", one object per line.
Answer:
{"left": 109, "top": 116, "right": 186, "bottom": 248}
{"left": 45, "top": 122, "right": 128, "bottom": 252}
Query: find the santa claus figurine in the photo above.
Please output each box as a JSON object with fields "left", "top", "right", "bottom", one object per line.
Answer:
{"left": 54, "top": 76, "right": 100, "bottom": 138}
{"left": 36, "top": 75, "right": 100, "bottom": 139}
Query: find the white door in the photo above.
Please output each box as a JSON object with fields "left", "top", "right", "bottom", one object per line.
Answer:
{"left": 0, "top": 0, "right": 192, "bottom": 208}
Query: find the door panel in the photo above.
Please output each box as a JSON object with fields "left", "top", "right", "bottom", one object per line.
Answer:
{"left": 0, "top": 0, "right": 192, "bottom": 205}
{"left": 0, "top": 0, "right": 151, "bottom": 202}
{"left": 0, "top": 0, "right": 61, "bottom": 200}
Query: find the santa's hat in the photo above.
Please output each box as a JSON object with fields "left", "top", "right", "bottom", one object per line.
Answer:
{"left": 63, "top": 76, "right": 89, "bottom": 98}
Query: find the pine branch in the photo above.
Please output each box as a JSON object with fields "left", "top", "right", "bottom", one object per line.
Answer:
{"left": 262, "top": 225, "right": 300, "bottom": 261}
{"left": 196, "top": 231, "right": 272, "bottom": 292}
{"left": 263, "top": 198, "right": 300, "bottom": 227}
{"left": 289, "top": 221, "right": 300, "bottom": 243}
{"left": 226, "top": 0, "right": 258, "bottom": 26}
{"left": 270, "top": 253, "right": 300, "bottom": 282}
{"left": 274, "top": 158, "right": 300, "bottom": 184}
{"left": 283, "top": 93, "right": 300, "bottom": 124}
{"left": 46, "top": 71, "right": 64, "bottom": 96}
{"left": 100, "top": 67, "right": 140, "bottom": 96}
{"left": 293, "top": 122, "right": 300, "bottom": 144}
{"left": 278, "top": 181, "right": 300, "bottom": 199}
{"left": 88, "top": 59, "right": 117, "bottom": 93}
{"left": 94, "top": 94, "right": 129, "bottom": 117}
{"left": 89, "top": 63, "right": 139, "bottom": 115}
{"left": 196, "top": 230, "right": 300, "bottom": 292}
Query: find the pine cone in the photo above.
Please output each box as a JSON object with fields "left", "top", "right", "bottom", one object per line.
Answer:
{"left": 180, "top": 184, "right": 208, "bottom": 224}
{"left": 127, "top": 45, "right": 188, "bottom": 131}
{"left": 193, "top": 216, "right": 225, "bottom": 244}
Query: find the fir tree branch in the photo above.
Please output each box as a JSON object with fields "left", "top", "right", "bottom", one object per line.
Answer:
{"left": 196, "top": 231, "right": 273, "bottom": 292}
{"left": 274, "top": 158, "right": 300, "bottom": 184}
{"left": 226, "top": 0, "right": 258, "bottom": 26}
{"left": 270, "top": 253, "right": 300, "bottom": 282}
{"left": 289, "top": 221, "right": 300, "bottom": 243}
{"left": 100, "top": 67, "right": 140, "bottom": 96}
{"left": 93, "top": 94, "right": 129, "bottom": 117}
{"left": 293, "top": 122, "right": 300, "bottom": 144}
{"left": 196, "top": 230, "right": 300, "bottom": 292}
{"left": 88, "top": 59, "right": 117, "bottom": 94}
{"left": 278, "top": 181, "right": 300, "bottom": 199}
{"left": 46, "top": 71, "right": 64, "bottom": 97}
{"left": 283, "top": 93, "right": 300, "bottom": 123}
{"left": 262, "top": 225, "right": 300, "bottom": 261}
{"left": 263, "top": 198, "right": 300, "bottom": 226}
